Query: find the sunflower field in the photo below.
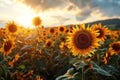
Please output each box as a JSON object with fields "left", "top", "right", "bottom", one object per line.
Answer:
{"left": 0, "top": 16, "right": 120, "bottom": 80}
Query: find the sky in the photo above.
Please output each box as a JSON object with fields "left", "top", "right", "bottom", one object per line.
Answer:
{"left": 0, "top": 0, "right": 120, "bottom": 28}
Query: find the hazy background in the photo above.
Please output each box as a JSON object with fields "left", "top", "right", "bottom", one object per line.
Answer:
{"left": 0, "top": 0, "right": 120, "bottom": 28}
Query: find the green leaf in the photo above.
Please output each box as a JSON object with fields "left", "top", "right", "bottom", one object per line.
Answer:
{"left": 17, "top": 65, "right": 26, "bottom": 70}
{"left": 0, "top": 65, "right": 7, "bottom": 80}
{"left": 66, "top": 68, "right": 75, "bottom": 75}
{"left": 73, "top": 61, "right": 87, "bottom": 70}
{"left": 69, "top": 57, "right": 87, "bottom": 70}
{"left": 56, "top": 72, "right": 80, "bottom": 80}
{"left": 56, "top": 68, "right": 81, "bottom": 80}
{"left": 56, "top": 75, "right": 72, "bottom": 80}
{"left": 69, "top": 58, "right": 80, "bottom": 64}
{"left": 24, "top": 35, "right": 36, "bottom": 40}
{"left": 91, "top": 61, "right": 111, "bottom": 76}
{"left": 102, "top": 65, "right": 119, "bottom": 75}
{"left": 21, "top": 45, "right": 32, "bottom": 51}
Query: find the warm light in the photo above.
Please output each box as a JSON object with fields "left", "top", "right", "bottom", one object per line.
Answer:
{"left": 16, "top": 14, "right": 35, "bottom": 28}
{"left": 8, "top": 2, "right": 36, "bottom": 28}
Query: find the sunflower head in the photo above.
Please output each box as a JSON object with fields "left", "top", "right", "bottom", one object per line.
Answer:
{"left": 51, "top": 29, "right": 59, "bottom": 39}
{"left": 103, "top": 51, "right": 112, "bottom": 64}
{"left": 41, "top": 30, "right": 48, "bottom": 40}
{"left": 43, "top": 30, "right": 47, "bottom": 35}
{"left": 5, "top": 21, "right": 18, "bottom": 34}
{"left": 92, "top": 23, "right": 110, "bottom": 41}
{"left": 59, "top": 42, "right": 68, "bottom": 51}
{"left": 0, "top": 37, "right": 15, "bottom": 56}
{"left": 58, "top": 25, "right": 66, "bottom": 34}
{"left": 110, "top": 30, "right": 119, "bottom": 41}
{"left": 45, "top": 39, "right": 54, "bottom": 47}
{"left": 0, "top": 28, "right": 6, "bottom": 37}
{"left": 109, "top": 41, "right": 120, "bottom": 55}
{"left": 32, "top": 16, "right": 42, "bottom": 27}
{"left": 48, "top": 27, "right": 56, "bottom": 35}
{"left": 67, "top": 24, "right": 100, "bottom": 57}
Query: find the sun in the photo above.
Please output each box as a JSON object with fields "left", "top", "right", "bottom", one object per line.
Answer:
{"left": 16, "top": 14, "right": 35, "bottom": 28}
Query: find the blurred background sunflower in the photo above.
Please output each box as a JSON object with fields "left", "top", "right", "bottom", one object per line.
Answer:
{"left": 44, "top": 38, "right": 54, "bottom": 47}
{"left": 109, "top": 41, "right": 120, "bottom": 55}
{"left": 0, "top": 37, "right": 15, "bottom": 56}
{"left": 5, "top": 21, "right": 18, "bottom": 34}
{"left": 58, "top": 25, "right": 66, "bottom": 34}
{"left": 92, "top": 23, "right": 110, "bottom": 42}
{"left": 32, "top": 16, "right": 42, "bottom": 27}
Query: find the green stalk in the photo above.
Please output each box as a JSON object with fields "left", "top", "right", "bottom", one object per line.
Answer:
{"left": 81, "top": 56, "right": 85, "bottom": 80}
{"left": 82, "top": 66, "right": 84, "bottom": 80}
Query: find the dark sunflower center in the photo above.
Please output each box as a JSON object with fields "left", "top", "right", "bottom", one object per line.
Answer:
{"left": 56, "top": 32, "right": 58, "bottom": 35}
{"left": 75, "top": 31, "right": 92, "bottom": 49}
{"left": 46, "top": 41, "right": 52, "bottom": 47}
{"left": 4, "top": 40, "right": 12, "bottom": 52}
{"left": 65, "top": 29, "right": 69, "bottom": 33}
{"left": 50, "top": 29, "right": 55, "bottom": 33}
{"left": 60, "top": 27, "right": 64, "bottom": 32}
{"left": 97, "top": 29, "right": 103, "bottom": 38}
{"left": 43, "top": 33, "right": 46, "bottom": 36}
{"left": 60, "top": 37, "right": 66, "bottom": 42}
{"left": 112, "top": 44, "right": 120, "bottom": 51}
{"left": 9, "top": 24, "right": 17, "bottom": 33}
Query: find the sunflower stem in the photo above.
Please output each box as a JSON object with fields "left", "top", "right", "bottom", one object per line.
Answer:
{"left": 78, "top": 53, "right": 81, "bottom": 59}
{"left": 81, "top": 56, "right": 85, "bottom": 80}
{"left": 82, "top": 66, "right": 85, "bottom": 80}
{"left": 97, "top": 53, "right": 100, "bottom": 65}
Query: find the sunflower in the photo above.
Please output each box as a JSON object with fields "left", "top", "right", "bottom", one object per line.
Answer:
{"left": 58, "top": 25, "right": 66, "bottom": 34}
{"left": 109, "top": 41, "right": 120, "bottom": 55}
{"left": 5, "top": 21, "right": 18, "bottom": 34}
{"left": 110, "top": 30, "right": 119, "bottom": 41}
{"left": 59, "top": 42, "right": 68, "bottom": 51}
{"left": 67, "top": 24, "right": 100, "bottom": 56}
{"left": 92, "top": 23, "right": 110, "bottom": 42}
{"left": 32, "top": 16, "right": 42, "bottom": 27}
{"left": 55, "top": 31, "right": 59, "bottom": 36}
{"left": 103, "top": 51, "right": 112, "bottom": 64}
{"left": 41, "top": 30, "right": 48, "bottom": 40}
{"left": 50, "top": 29, "right": 59, "bottom": 40}
{"left": 8, "top": 54, "right": 20, "bottom": 67}
{"left": 0, "top": 28, "right": 5, "bottom": 38}
{"left": 48, "top": 27, "right": 56, "bottom": 35}
{"left": 45, "top": 39, "right": 54, "bottom": 47}
{"left": 41, "top": 26, "right": 45, "bottom": 30}
{"left": 0, "top": 37, "right": 15, "bottom": 56}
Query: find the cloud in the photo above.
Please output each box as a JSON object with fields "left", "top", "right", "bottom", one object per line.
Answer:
{"left": 19, "top": 0, "right": 67, "bottom": 11}
{"left": 69, "top": 0, "right": 120, "bottom": 17}
{"left": 18, "top": 0, "right": 120, "bottom": 26}
{"left": 75, "top": 8, "right": 92, "bottom": 21}
{"left": 19, "top": 0, "right": 120, "bottom": 16}
{"left": 48, "top": 15, "right": 72, "bottom": 26}
{"left": 52, "top": 15, "right": 70, "bottom": 21}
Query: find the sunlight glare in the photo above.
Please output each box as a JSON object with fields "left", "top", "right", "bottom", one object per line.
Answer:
{"left": 17, "top": 14, "right": 35, "bottom": 28}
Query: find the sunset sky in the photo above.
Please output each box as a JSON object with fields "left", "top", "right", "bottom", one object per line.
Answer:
{"left": 0, "top": 0, "right": 120, "bottom": 28}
